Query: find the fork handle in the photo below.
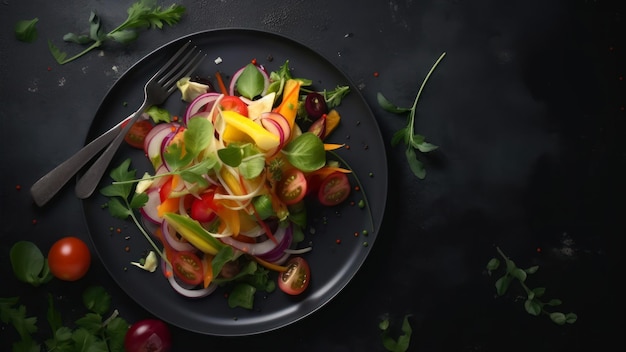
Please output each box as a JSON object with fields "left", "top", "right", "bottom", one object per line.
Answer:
{"left": 30, "top": 115, "right": 132, "bottom": 207}
{"left": 75, "top": 106, "right": 146, "bottom": 199}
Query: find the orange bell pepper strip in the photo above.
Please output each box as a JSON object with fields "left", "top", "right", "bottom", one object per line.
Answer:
{"left": 273, "top": 79, "right": 302, "bottom": 130}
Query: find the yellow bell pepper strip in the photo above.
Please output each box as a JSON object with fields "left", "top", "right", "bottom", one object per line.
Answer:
{"left": 323, "top": 109, "right": 341, "bottom": 139}
{"left": 163, "top": 213, "right": 225, "bottom": 255}
{"left": 220, "top": 110, "right": 280, "bottom": 150}
{"left": 323, "top": 143, "right": 344, "bottom": 151}
{"left": 252, "top": 255, "right": 288, "bottom": 272}
{"left": 201, "top": 254, "right": 214, "bottom": 288}
{"left": 273, "top": 79, "right": 301, "bottom": 130}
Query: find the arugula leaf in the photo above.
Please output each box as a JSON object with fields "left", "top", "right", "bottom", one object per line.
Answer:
{"left": 49, "top": 0, "right": 185, "bottom": 64}
{"left": 378, "top": 52, "right": 446, "bottom": 179}
{"left": 14, "top": 18, "right": 39, "bottom": 43}
{"left": 322, "top": 85, "right": 350, "bottom": 109}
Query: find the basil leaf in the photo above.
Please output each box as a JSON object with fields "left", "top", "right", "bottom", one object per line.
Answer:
{"left": 281, "top": 132, "right": 326, "bottom": 172}
{"left": 236, "top": 64, "right": 265, "bottom": 99}
{"left": 218, "top": 145, "right": 242, "bottom": 167}
{"left": 10, "top": 241, "right": 53, "bottom": 287}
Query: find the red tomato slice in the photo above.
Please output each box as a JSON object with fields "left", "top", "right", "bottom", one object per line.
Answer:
{"left": 278, "top": 257, "right": 310, "bottom": 295}
{"left": 220, "top": 95, "right": 249, "bottom": 116}
{"left": 318, "top": 171, "right": 350, "bottom": 206}
{"left": 159, "top": 176, "right": 174, "bottom": 202}
{"left": 190, "top": 188, "right": 219, "bottom": 223}
{"left": 171, "top": 251, "right": 203, "bottom": 286}
{"left": 277, "top": 168, "right": 307, "bottom": 205}
{"left": 123, "top": 119, "right": 153, "bottom": 149}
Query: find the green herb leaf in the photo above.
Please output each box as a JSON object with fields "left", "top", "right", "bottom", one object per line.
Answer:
{"left": 218, "top": 145, "right": 243, "bottom": 167}
{"left": 10, "top": 241, "right": 53, "bottom": 287}
{"left": 14, "top": 18, "right": 39, "bottom": 43}
{"left": 83, "top": 286, "right": 111, "bottom": 315}
{"left": 236, "top": 63, "right": 265, "bottom": 99}
{"left": 486, "top": 258, "right": 500, "bottom": 272}
{"left": 145, "top": 105, "right": 172, "bottom": 123}
{"left": 49, "top": 0, "right": 185, "bottom": 64}
{"left": 227, "top": 283, "right": 256, "bottom": 309}
{"left": 524, "top": 299, "right": 542, "bottom": 316}
{"left": 494, "top": 275, "right": 513, "bottom": 296}
{"left": 380, "top": 314, "right": 413, "bottom": 352}
{"left": 378, "top": 52, "right": 446, "bottom": 179}
{"left": 281, "top": 132, "right": 326, "bottom": 172}
{"left": 323, "top": 85, "right": 350, "bottom": 109}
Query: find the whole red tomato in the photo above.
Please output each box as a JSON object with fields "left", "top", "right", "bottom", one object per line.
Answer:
{"left": 48, "top": 236, "right": 91, "bottom": 281}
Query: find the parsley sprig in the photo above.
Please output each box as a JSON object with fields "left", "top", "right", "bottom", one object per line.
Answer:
{"left": 377, "top": 52, "right": 446, "bottom": 179}
{"left": 100, "top": 159, "right": 168, "bottom": 265}
{"left": 48, "top": 0, "right": 185, "bottom": 65}
{"left": 486, "top": 246, "right": 578, "bottom": 325}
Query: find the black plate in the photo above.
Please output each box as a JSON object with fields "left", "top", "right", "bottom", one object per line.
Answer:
{"left": 81, "top": 29, "right": 388, "bottom": 336}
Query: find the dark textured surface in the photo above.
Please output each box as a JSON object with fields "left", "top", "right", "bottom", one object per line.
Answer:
{"left": 1, "top": 0, "right": 624, "bottom": 351}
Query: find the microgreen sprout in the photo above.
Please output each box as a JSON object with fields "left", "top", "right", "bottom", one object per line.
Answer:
{"left": 486, "top": 246, "right": 577, "bottom": 325}
{"left": 377, "top": 52, "right": 446, "bottom": 179}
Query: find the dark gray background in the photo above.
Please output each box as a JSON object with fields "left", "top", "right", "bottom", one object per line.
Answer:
{"left": 1, "top": 0, "right": 624, "bottom": 351}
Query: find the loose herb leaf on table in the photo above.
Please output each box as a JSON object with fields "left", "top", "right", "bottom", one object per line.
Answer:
{"left": 9, "top": 240, "right": 53, "bottom": 287}
{"left": 14, "top": 18, "right": 39, "bottom": 43}
{"left": 378, "top": 52, "right": 446, "bottom": 179}
{"left": 49, "top": 0, "right": 185, "bottom": 65}
{"left": 486, "top": 246, "right": 577, "bottom": 325}
{"left": 379, "top": 314, "right": 413, "bottom": 352}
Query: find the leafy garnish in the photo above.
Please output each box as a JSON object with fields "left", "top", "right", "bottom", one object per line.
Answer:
{"left": 100, "top": 159, "right": 167, "bottom": 265}
{"left": 378, "top": 52, "right": 446, "bottom": 179}
{"left": 236, "top": 63, "right": 265, "bottom": 99}
{"left": 280, "top": 132, "right": 326, "bottom": 172}
{"left": 322, "top": 85, "right": 350, "bottom": 109}
{"left": 267, "top": 60, "right": 312, "bottom": 102}
{"left": 48, "top": 0, "right": 185, "bottom": 64}
{"left": 9, "top": 241, "right": 53, "bottom": 287}
{"left": 1, "top": 286, "right": 129, "bottom": 352}
{"left": 14, "top": 18, "right": 39, "bottom": 43}
{"left": 486, "top": 246, "right": 577, "bottom": 325}
{"left": 379, "top": 314, "right": 413, "bottom": 352}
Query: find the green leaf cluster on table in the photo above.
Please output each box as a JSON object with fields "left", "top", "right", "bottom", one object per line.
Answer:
{"left": 1, "top": 286, "right": 129, "bottom": 352}
{"left": 379, "top": 314, "right": 413, "bottom": 352}
{"left": 48, "top": 0, "right": 185, "bottom": 65}
{"left": 486, "top": 246, "right": 577, "bottom": 325}
{"left": 377, "top": 52, "right": 446, "bottom": 179}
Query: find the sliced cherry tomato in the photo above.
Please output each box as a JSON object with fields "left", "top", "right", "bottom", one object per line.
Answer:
{"left": 318, "top": 171, "right": 350, "bottom": 206}
{"left": 190, "top": 188, "right": 218, "bottom": 223}
{"left": 220, "top": 95, "right": 249, "bottom": 116}
{"left": 123, "top": 119, "right": 153, "bottom": 149}
{"left": 171, "top": 251, "right": 203, "bottom": 286}
{"left": 278, "top": 257, "right": 310, "bottom": 295}
{"left": 48, "top": 237, "right": 91, "bottom": 281}
{"left": 277, "top": 168, "right": 307, "bottom": 205}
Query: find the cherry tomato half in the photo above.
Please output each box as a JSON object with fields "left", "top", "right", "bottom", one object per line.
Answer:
{"left": 124, "top": 318, "right": 172, "bottom": 352}
{"left": 220, "top": 95, "right": 249, "bottom": 116}
{"left": 48, "top": 237, "right": 91, "bottom": 281}
{"left": 277, "top": 168, "right": 308, "bottom": 205}
{"left": 318, "top": 171, "right": 351, "bottom": 206}
{"left": 190, "top": 189, "right": 218, "bottom": 223}
{"left": 171, "top": 251, "right": 203, "bottom": 286}
{"left": 278, "top": 257, "right": 311, "bottom": 295}
{"left": 124, "top": 119, "right": 154, "bottom": 149}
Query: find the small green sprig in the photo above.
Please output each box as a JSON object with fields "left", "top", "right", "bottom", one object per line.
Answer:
{"left": 486, "top": 246, "right": 577, "bottom": 325}
{"left": 377, "top": 52, "right": 446, "bottom": 179}
{"left": 49, "top": 0, "right": 185, "bottom": 64}
{"left": 100, "top": 159, "right": 168, "bottom": 265}
{"left": 378, "top": 314, "right": 413, "bottom": 352}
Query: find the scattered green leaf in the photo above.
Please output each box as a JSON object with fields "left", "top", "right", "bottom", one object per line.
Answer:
{"left": 486, "top": 246, "right": 577, "bottom": 325}
{"left": 280, "top": 132, "right": 326, "bottom": 172}
{"left": 379, "top": 314, "right": 413, "bottom": 352}
{"left": 9, "top": 241, "right": 53, "bottom": 287}
{"left": 378, "top": 52, "right": 446, "bottom": 179}
{"left": 49, "top": 0, "right": 186, "bottom": 64}
{"left": 235, "top": 63, "right": 265, "bottom": 99}
{"left": 14, "top": 18, "right": 39, "bottom": 43}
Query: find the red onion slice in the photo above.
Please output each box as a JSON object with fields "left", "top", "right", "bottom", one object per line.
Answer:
{"left": 183, "top": 92, "right": 221, "bottom": 125}
{"left": 163, "top": 261, "right": 217, "bottom": 298}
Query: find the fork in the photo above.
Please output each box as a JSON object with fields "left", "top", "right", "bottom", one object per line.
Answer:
{"left": 30, "top": 41, "right": 205, "bottom": 206}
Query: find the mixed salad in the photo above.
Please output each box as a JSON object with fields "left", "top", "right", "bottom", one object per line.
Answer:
{"left": 102, "top": 58, "right": 357, "bottom": 309}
